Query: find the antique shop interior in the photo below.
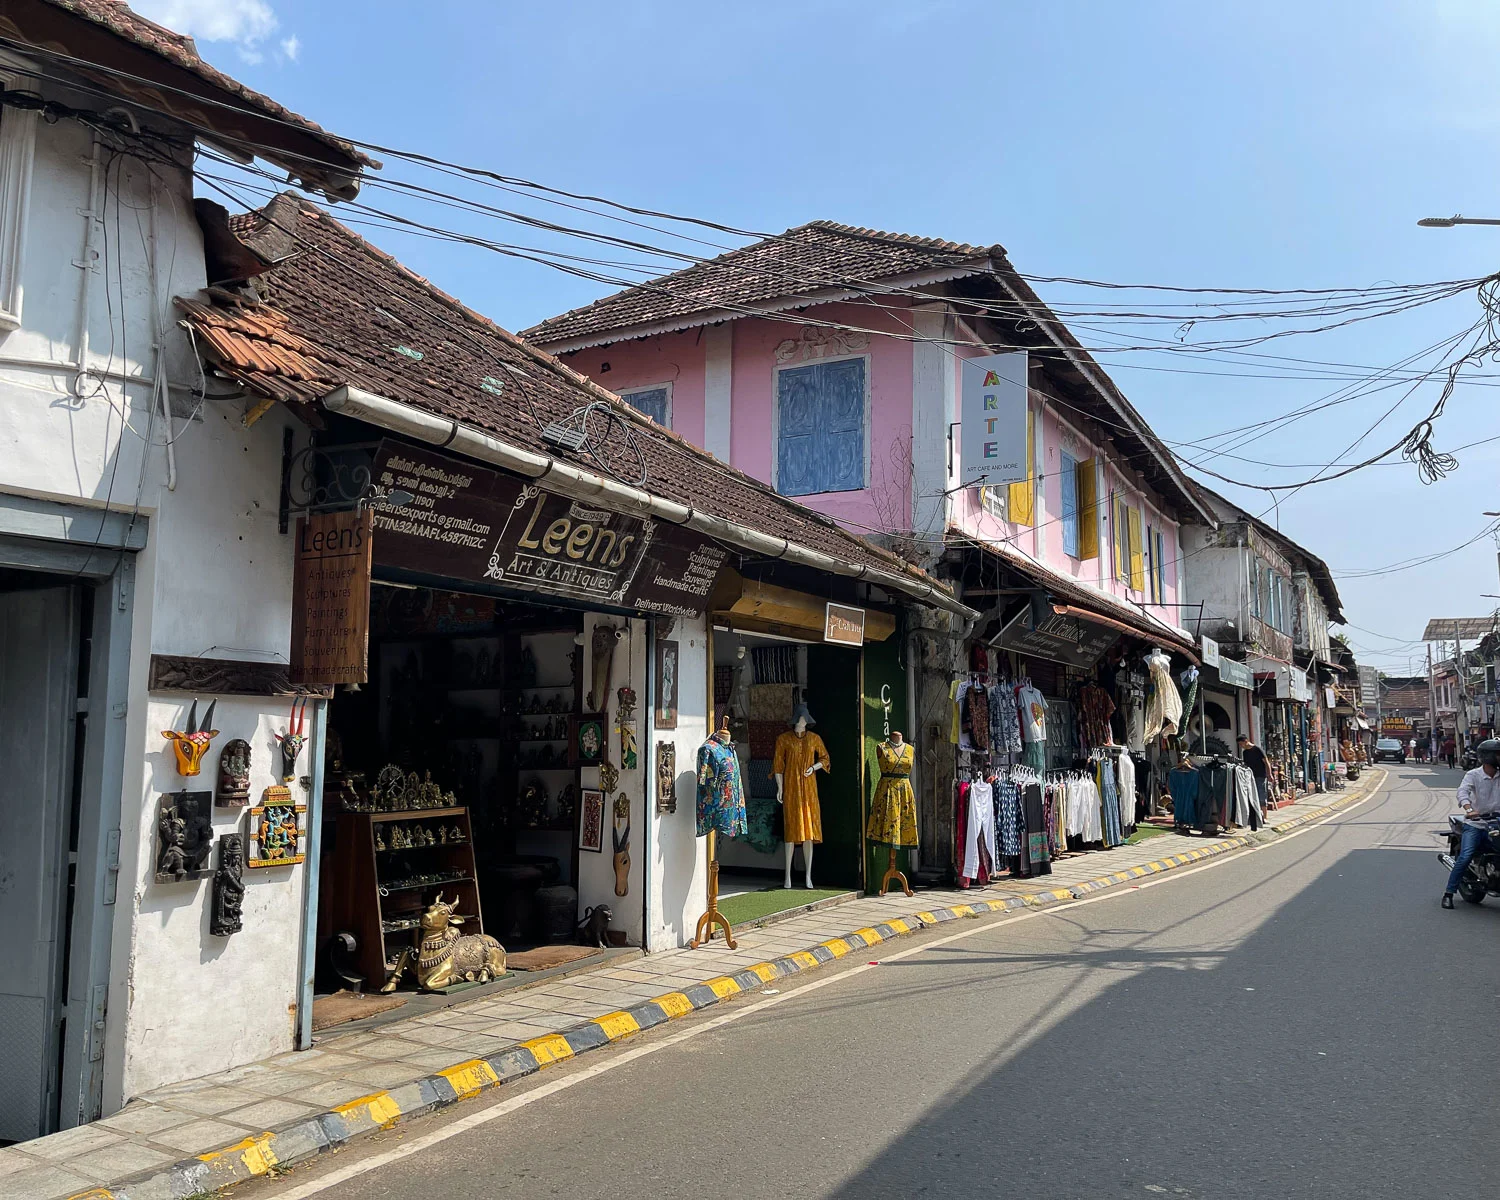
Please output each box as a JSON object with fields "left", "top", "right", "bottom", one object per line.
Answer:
{"left": 316, "top": 582, "right": 649, "bottom": 999}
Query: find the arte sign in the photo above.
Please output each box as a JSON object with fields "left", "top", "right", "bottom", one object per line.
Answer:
{"left": 370, "top": 443, "right": 728, "bottom": 618}
{"left": 290, "top": 509, "right": 372, "bottom": 685}
{"left": 824, "top": 602, "right": 866, "bottom": 646}
{"left": 1215, "top": 657, "right": 1254, "bottom": 690}
{"left": 993, "top": 605, "right": 1117, "bottom": 669}
{"left": 959, "top": 352, "right": 1028, "bottom": 488}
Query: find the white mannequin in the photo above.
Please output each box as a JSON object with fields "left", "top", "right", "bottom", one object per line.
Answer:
{"left": 775, "top": 715, "right": 823, "bottom": 888}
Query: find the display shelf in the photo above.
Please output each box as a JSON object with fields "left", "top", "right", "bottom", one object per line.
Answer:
{"left": 380, "top": 874, "right": 472, "bottom": 893}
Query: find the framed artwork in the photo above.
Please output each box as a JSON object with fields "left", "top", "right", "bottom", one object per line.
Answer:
{"left": 654, "top": 639, "right": 679, "bottom": 729}
{"left": 579, "top": 788, "right": 605, "bottom": 853}
{"left": 248, "top": 785, "right": 307, "bottom": 868}
{"left": 573, "top": 713, "right": 607, "bottom": 766}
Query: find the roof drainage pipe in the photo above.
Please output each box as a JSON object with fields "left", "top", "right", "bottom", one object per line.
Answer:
{"left": 323, "top": 385, "right": 978, "bottom": 621}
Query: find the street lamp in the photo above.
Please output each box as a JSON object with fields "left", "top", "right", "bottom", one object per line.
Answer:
{"left": 1418, "top": 215, "right": 1500, "bottom": 228}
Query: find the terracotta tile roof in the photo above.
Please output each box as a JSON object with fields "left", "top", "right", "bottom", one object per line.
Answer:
{"left": 177, "top": 194, "right": 956, "bottom": 605}
{"left": 4, "top": 1, "right": 371, "bottom": 192}
{"left": 523, "top": 220, "right": 1000, "bottom": 348}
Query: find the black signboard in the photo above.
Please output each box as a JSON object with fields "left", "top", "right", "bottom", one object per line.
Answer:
{"left": 993, "top": 605, "right": 1118, "bottom": 669}
{"left": 370, "top": 443, "right": 727, "bottom": 618}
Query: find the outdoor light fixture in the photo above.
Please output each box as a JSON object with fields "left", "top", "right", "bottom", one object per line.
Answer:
{"left": 1417, "top": 214, "right": 1500, "bottom": 228}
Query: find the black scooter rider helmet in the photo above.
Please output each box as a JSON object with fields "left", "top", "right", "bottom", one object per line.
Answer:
{"left": 1479, "top": 738, "right": 1500, "bottom": 769}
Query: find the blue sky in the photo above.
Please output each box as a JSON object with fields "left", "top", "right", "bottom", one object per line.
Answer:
{"left": 141, "top": 0, "right": 1500, "bottom": 671}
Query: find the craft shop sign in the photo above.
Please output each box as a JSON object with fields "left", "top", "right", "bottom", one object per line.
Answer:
{"left": 824, "top": 602, "right": 866, "bottom": 646}
{"left": 290, "top": 509, "right": 373, "bottom": 685}
{"left": 993, "top": 604, "right": 1117, "bottom": 669}
{"left": 369, "top": 443, "right": 728, "bottom": 618}
{"left": 958, "top": 351, "right": 1029, "bottom": 488}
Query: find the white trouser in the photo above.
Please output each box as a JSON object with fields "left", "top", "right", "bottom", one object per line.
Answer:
{"left": 963, "top": 782, "right": 996, "bottom": 879}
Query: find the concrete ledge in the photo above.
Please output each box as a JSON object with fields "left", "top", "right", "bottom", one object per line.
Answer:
{"left": 78, "top": 770, "right": 1384, "bottom": 1200}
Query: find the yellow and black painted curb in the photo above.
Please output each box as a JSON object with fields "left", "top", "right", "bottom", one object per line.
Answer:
{"left": 74, "top": 772, "right": 1381, "bottom": 1200}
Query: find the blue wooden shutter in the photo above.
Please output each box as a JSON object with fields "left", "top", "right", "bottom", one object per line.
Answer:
{"left": 624, "top": 387, "right": 669, "bottom": 425}
{"left": 1154, "top": 529, "right": 1166, "bottom": 601}
{"left": 777, "top": 359, "right": 865, "bottom": 496}
{"left": 1060, "top": 452, "right": 1079, "bottom": 557}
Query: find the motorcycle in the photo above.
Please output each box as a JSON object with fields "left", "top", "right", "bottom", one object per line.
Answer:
{"left": 1462, "top": 748, "right": 1480, "bottom": 771}
{"left": 1439, "top": 815, "right": 1500, "bottom": 903}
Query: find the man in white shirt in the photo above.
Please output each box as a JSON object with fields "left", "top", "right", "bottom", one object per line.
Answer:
{"left": 1443, "top": 739, "right": 1500, "bottom": 908}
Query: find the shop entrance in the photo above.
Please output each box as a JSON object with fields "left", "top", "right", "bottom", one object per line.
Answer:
{"left": 320, "top": 584, "right": 643, "bottom": 1003}
{"left": 0, "top": 571, "right": 87, "bottom": 1142}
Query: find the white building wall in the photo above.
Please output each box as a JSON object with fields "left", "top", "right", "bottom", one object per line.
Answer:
{"left": 0, "top": 67, "right": 316, "bottom": 1109}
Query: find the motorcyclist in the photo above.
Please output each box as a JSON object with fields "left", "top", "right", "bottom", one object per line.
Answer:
{"left": 1442, "top": 737, "right": 1500, "bottom": 908}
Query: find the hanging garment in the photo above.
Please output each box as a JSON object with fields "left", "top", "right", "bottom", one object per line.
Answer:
{"left": 991, "top": 682, "right": 1024, "bottom": 755}
{"left": 1198, "top": 763, "right": 1233, "bottom": 830}
{"left": 996, "top": 779, "right": 1023, "bottom": 857}
{"left": 1080, "top": 683, "right": 1116, "bottom": 752}
{"left": 751, "top": 645, "right": 797, "bottom": 684}
{"left": 969, "top": 685, "right": 991, "bottom": 754}
{"left": 1144, "top": 649, "right": 1183, "bottom": 742}
{"left": 1168, "top": 767, "right": 1199, "bottom": 827}
{"left": 1233, "top": 765, "right": 1262, "bottom": 830}
{"left": 1018, "top": 683, "right": 1049, "bottom": 743}
{"left": 1117, "top": 752, "right": 1137, "bottom": 833}
{"left": 1023, "top": 783, "right": 1052, "bottom": 874}
{"left": 1024, "top": 740, "right": 1047, "bottom": 773}
{"left": 1100, "top": 759, "right": 1122, "bottom": 848}
{"left": 962, "top": 780, "right": 997, "bottom": 881}
{"left": 696, "top": 731, "right": 748, "bottom": 837}
{"left": 771, "top": 730, "right": 828, "bottom": 844}
{"left": 1046, "top": 783, "right": 1064, "bottom": 856}
{"left": 866, "top": 741, "right": 918, "bottom": 847}
{"left": 956, "top": 681, "right": 975, "bottom": 752}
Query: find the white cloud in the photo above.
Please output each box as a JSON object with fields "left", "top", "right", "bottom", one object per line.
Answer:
{"left": 131, "top": 0, "right": 298, "bottom": 65}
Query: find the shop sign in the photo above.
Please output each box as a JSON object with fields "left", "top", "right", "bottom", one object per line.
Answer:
{"left": 1358, "top": 664, "right": 1379, "bottom": 705}
{"left": 1285, "top": 667, "right": 1312, "bottom": 703}
{"left": 1215, "top": 657, "right": 1254, "bottom": 690}
{"left": 290, "top": 509, "right": 372, "bottom": 685}
{"left": 369, "top": 443, "right": 727, "bottom": 618}
{"left": 958, "top": 352, "right": 1028, "bottom": 488}
{"left": 1382, "top": 717, "right": 1412, "bottom": 734}
{"left": 992, "top": 605, "right": 1117, "bottom": 669}
{"left": 824, "top": 602, "right": 866, "bottom": 646}
{"left": 1200, "top": 635, "right": 1220, "bottom": 668}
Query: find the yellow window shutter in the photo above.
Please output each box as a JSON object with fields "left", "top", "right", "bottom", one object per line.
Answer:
{"left": 1114, "top": 496, "right": 1129, "bottom": 581}
{"left": 1007, "top": 407, "right": 1035, "bottom": 526}
{"left": 1127, "top": 507, "right": 1145, "bottom": 591}
{"left": 1077, "top": 457, "right": 1098, "bottom": 560}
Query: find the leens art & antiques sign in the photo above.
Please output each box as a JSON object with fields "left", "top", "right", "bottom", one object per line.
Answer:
{"left": 290, "top": 509, "right": 373, "bottom": 685}
{"left": 368, "top": 443, "right": 728, "bottom": 618}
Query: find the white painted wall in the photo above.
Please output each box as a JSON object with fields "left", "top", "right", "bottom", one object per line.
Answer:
{"left": 0, "top": 59, "right": 316, "bottom": 1110}
{"left": 646, "top": 618, "right": 709, "bottom": 951}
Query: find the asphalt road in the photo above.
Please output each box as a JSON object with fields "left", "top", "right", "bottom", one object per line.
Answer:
{"left": 244, "top": 764, "right": 1489, "bottom": 1200}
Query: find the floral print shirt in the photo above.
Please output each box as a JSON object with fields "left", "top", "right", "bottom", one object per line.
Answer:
{"left": 696, "top": 731, "right": 747, "bottom": 837}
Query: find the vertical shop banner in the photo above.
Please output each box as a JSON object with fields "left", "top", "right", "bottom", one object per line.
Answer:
{"left": 959, "top": 351, "right": 1028, "bottom": 488}
{"left": 290, "top": 509, "right": 373, "bottom": 685}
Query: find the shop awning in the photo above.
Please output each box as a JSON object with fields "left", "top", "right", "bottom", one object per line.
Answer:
{"left": 709, "top": 571, "right": 896, "bottom": 643}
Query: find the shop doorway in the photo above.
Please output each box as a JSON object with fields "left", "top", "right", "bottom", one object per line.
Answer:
{"left": 0, "top": 572, "right": 86, "bottom": 1142}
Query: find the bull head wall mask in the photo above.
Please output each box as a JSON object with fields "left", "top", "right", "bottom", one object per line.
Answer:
{"left": 276, "top": 698, "right": 309, "bottom": 782}
{"left": 162, "top": 699, "right": 220, "bottom": 777}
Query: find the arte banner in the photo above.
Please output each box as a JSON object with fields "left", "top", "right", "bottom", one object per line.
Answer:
{"left": 959, "top": 352, "right": 1028, "bottom": 488}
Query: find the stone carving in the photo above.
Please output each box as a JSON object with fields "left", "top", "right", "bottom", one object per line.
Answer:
{"left": 216, "top": 739, "right": 252, "bottom": 807}
{"left": 211, "top": 834, "right": 246, "bottom": 936}
{"left": 655, "top": 741, "right": 677, "bottom": 814}
{"left": 381, "top": 893, "right": 506, "bottom": 992}
{"left": 773, "top": 327, "right": 869, "bottom": 363}
{"left": 154, "top": 791, "right": 214, "bottom": 884}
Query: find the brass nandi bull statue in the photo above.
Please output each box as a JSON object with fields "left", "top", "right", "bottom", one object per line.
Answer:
{"left": 162, "top": 699, "right": 219, "bottom": 776}
{"left": 381, "top": 893, "right": 506, "bottom": 993}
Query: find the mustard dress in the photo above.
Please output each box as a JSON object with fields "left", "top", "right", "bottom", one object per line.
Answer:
{"left": 866, "top": 740, "right": 918, "bottom": 848}
{"left": 772, "top": 730, "right": 828, "bottom": 844}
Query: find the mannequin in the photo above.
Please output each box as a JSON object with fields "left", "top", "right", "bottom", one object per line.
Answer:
{"left": 774, "top": 703, "right": 829, "bottom": 888}
{"left": 867, "top": 729, "right": 916, "bottom": 897}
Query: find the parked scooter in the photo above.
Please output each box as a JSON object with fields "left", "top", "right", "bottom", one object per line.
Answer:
{"left": 1439, "top": 814, "right": 1500, "bottom": 903}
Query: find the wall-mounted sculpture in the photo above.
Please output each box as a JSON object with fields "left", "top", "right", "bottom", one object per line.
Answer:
{"left": 162, "top": 699, "right": 219, "bottom": 777}
{"left": 275, "top": 697, "right": 309, "bottom": 782}
{"left": 248, "top": 786, "right": 306, "bottom": 867}
{"left": 215, "top": 739, "right": 252, "bottom": 807}
{"left": 616, "top": 686, "right": 639, "bottom": 770}
{"left": 612, "top": 793, "right": 631, "bottom": 897}
{"left": 587, "top": 624, "right": 622, "bottom": 711}
{"left": 655, "top": 742, "right": 677, "bottom": 814}
{"left": 211, "top": 834, "right": 246, "bottom": 936}
{"left": 154, "top": 791, "right": 214, "bottom": 883}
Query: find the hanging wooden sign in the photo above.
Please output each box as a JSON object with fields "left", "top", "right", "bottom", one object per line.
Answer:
{"left": 290, "top": 509, "right": 373, "bottom": 685}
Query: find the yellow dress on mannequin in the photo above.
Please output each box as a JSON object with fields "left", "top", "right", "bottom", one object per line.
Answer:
{"left": 772, "top": 730, "right": 829, "bottom": 843}
{"left": 866, "top": 740, "right": 918, "bottom": 847}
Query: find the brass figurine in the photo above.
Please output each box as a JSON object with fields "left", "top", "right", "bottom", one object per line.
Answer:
{"left": 381, "top": 893, "right": 506, "bottom": 992}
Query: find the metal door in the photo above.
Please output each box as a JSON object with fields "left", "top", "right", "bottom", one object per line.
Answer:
{"left": 0, "top": 587, "right": 79, "bottom": 1141}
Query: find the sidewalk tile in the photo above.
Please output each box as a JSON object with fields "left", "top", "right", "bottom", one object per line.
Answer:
{"left": 0, "top": 1162, "right": 93, "bottom": 1200}
{"left": 148, "top": 1117, "right": 254, "bottom": 1155}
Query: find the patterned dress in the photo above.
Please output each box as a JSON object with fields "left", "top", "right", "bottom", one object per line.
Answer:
{"left": 866, "top": 741, "right": 918, "bottom": 847}
{"left": 696, "top": 732, "right": 747, "bottom": 838}
{"left": 996, "top": 779, "right": 1023, "bottom": 857}
{"left": 772, "top": 730, "right": 828, "bottom": 844}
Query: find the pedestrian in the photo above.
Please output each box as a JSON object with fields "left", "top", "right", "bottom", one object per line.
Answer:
{"left": 1409, "top": 738, "right": 1417, "bottom": 762}
{"left": 1445, "top": 736, "right": 1457, "bottom": 769}
{"left": 1418, "top": 735, "right": 1430, "bottom": 763}
{"left": 1237, "top": 734, "right": 1270, "bottom": 813}
{"left": 1442, "top": 738, "right": 1500, "bottom": 908}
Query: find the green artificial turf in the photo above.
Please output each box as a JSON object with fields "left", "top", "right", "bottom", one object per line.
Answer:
{"left": 716, "top": 886, "right": 851, "bottom": 926}
{"left": 1125, "top": 823, "right": 1170, "bottom": 844}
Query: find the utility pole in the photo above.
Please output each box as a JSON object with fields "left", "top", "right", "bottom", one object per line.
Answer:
{"left": 1428, "top": 641, "right": 1437, "bottom": 751}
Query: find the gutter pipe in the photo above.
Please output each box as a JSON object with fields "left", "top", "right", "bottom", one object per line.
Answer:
{"left": 322, "top": 385, "right": 979, "bottom": 622}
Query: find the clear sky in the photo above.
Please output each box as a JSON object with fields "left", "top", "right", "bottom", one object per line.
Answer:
{"left": 140, "top": 0, "right": 1500, "bottom": 671}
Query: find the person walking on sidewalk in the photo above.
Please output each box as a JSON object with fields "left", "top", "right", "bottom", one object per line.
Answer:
{"left": 1238, "top": 734, "right": 1270, "bottom": 812}
{"left": 1445, "top": 736, "right": 1457, "bottom": 769}
{"left": 1443, "top": 739, "right": 1500, "bottom": 908}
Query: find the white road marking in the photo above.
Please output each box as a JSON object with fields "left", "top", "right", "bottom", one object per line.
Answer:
{"left": 263, "top": 785, "right": 1381, "bottom": 1198}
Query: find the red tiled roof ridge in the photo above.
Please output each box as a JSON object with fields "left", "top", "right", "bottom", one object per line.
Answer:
{"left": 214, "top": 195, "right": 946, "bottom": 592}
{"left": 803, "top": 219, "right": 1000, "bottom": 258}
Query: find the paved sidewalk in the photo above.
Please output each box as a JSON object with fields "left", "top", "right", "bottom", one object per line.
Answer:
{"left": 6, "top": 772, "right": 1382, "bottom": 1200}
